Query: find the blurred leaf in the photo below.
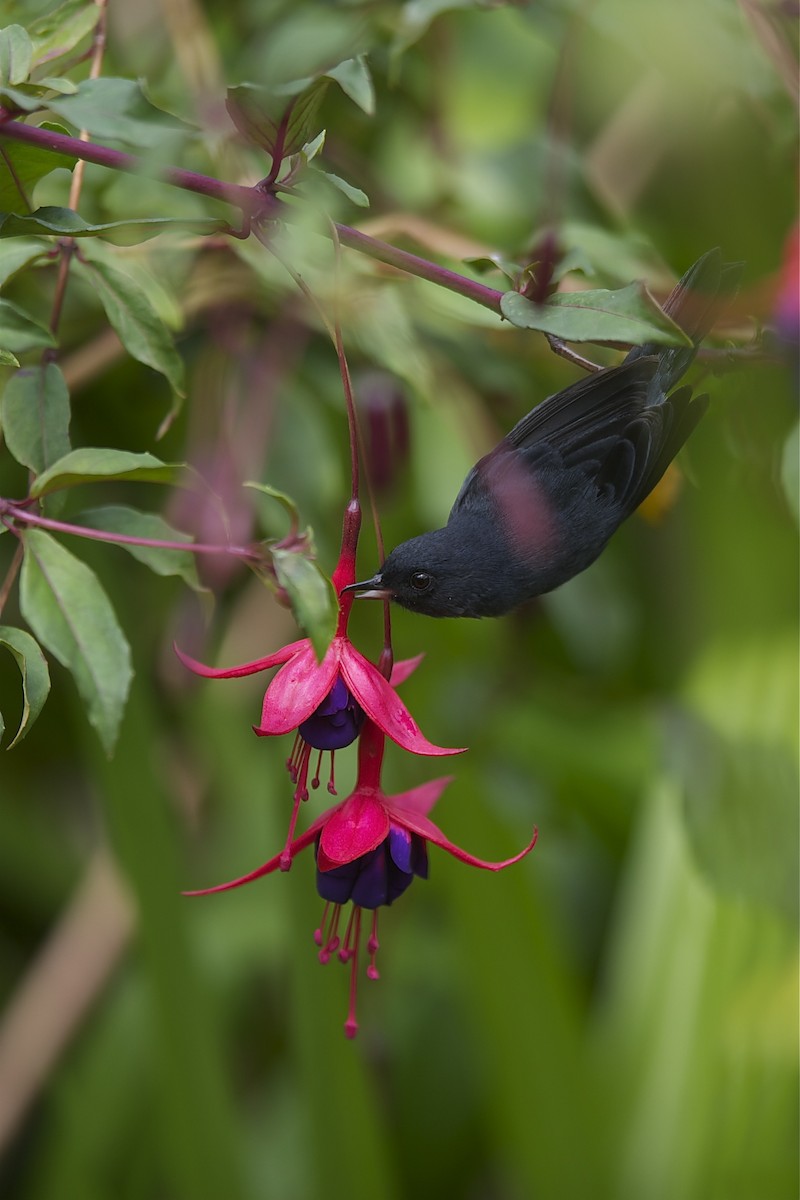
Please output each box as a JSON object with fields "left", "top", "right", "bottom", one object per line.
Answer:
{"left": 76, "top": 254, "right": 185, "bottom": 400}
{"left": 0, "top": 236, "right": 49, "bottom": 286}
{"left": 0, "top": 362, "right": 71, "bottom": 474}
{"left": 500, "top": 282, "right": 692, "bottom": 345}
{"left": 0, "top": 624, "right": 50, "bottom": 747}
{"left": 79, "top": 505, "right": 206, "bottom": 592}
{"left": 781, "top": 421, "right": 798, "bottom": 524}
{"left": 392, "top": 0, "right": 477, "bottom": 57}
{"left": 226, "top": 78, "right": 330, "bottom": 160}
{"left": 675, "top": 715, "right": 799, "bottom": 922}
{"left": 0, "top": 206, "right": 227, "bottom": 244}
{"left": 30, "top": 447, "right": 187, "bottom": 497}
{"left": 0, "top": 24, "right": 32, "bottom": 86}
{"left": 36, "top": 75, "right": 78, "bottom": 94}
{"left": 45, "top": 77, "right": 188, "bottom": 145}
{"left": 301, "top": 129, "right": 326, "bottom": 162}
{"left": 310, "top": 166, "right": 369, "bottom": 206}
{"left": 271, "top": 547, "right": 336, "bottom": 660}
{"left": 0, "top": 297, "right": 56, "bottom": 351}
{"left": 464, "top": 254, "right": 521, "bottom": 285}
{"left": 326, "top": 56, "right": 375, "bottom": 115}
{"left": 244, "top": 479, "right": 301, "bottom": 532}
{"left": 20, "top": 528, "right": 132, "bottom": 755}
{"left": 0, "top": 347, "right": 17, "bottom": 364}
{"left": 28, "top": 0, "right": 100, "bottom": 70}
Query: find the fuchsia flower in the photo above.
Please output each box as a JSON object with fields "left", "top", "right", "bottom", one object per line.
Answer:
{"left": 176, "top": 503, "right": 463, "bottom": 866}
{"left": 185, "top": 720, "right": 538, "bottom": 1037}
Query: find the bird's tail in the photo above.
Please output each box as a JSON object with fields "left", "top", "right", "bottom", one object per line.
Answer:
{"left": 626, "top": 248, "right": 743, "bottom": 397}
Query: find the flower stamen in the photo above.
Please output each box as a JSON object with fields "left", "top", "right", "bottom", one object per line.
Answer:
{"left": 315, "top": 901, "right": 343, "bottom": 963}
{"left": 367, "top": 912, "right": 380, "bottom": 981}
{"left": 344, "top": 906, "right": 362, "bottom": 1039}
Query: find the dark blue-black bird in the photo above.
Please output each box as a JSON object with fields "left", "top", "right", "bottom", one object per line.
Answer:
{"left": 345, "top": 250, "right": 740, "bottom": 618}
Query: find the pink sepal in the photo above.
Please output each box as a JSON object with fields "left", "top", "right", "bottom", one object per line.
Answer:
{"left": 182, "top": 809, "right": 334, "bottom": 896}
{"left": 255, "top": 641, "right": 339, "bottom": 735}
{"left": 390, "top": 807, "right": 539, "bottom": 871}
{"left": 174, "top": 639, "right": 305, "bottom": 679}
{"left": 318, "top": 793, "right": 390, "bottom": 867}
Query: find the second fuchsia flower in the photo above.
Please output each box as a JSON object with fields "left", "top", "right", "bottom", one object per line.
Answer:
{"left": 185, "top": 720, "right": 538, "bottom": 1037}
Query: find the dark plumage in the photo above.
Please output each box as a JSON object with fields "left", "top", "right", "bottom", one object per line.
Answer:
{"left": 345, "top": 250, "right": 740, "bottom": 618}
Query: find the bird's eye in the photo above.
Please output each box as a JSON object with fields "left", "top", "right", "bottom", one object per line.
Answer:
{"left": 410, "top": 571, "right": 432, "bottom": 592}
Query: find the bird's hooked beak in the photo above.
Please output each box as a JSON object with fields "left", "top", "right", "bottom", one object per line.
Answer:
{"left": 340, "top": 574, "right": 393, "bottom": 600}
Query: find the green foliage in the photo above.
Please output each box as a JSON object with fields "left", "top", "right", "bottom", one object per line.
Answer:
{"left": 0, "top": 623, "right": 50, "bottom": 746}
{"left": 19, "top": 528, "right": 132, "bottom": 755}
{"left": 0, "top": 2, "right": 795, "bottom": 1200}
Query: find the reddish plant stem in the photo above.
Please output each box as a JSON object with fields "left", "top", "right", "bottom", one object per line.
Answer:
{"left": 49, "top": 0, "right": 108, "bottom": 337}
{"left": 0, "top": 118, "right": 504, "bottom": 313}
{"left": 2, "top": 503, "right": 259, "bottom": 560}
{"left": 0, "top": 540, "right": 24, "bottom": 619}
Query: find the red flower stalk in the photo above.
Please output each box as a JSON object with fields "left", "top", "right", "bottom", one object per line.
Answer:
{"left": 185, "top": 720, "right": 537, "bottom": 1038}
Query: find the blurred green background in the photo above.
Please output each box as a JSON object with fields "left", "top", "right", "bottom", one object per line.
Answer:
{"left": 0, "top": 2, "right": 797, "bottom": 1199}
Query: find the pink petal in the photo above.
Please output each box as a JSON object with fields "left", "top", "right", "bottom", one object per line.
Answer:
{"left": 392, "top": 808, "right": 539, "bottom": 871}
{"left": 182, "top": 809, "right": 335, "bottom": 895}
{"left": 386, "top": 776, "right": 454, "bottom": 818}
{"left": 318, "top": 792, "right": 390, "bottom": 866}
{"left": 340, "top": 643, "right": 466, "bottom": 757}
{"left": 174, "top": 638, "right": 307, "bottom": 678}
{"left": 255, "top": 641, "right": 340, "bottom": 736}
{"left": 389, "top": 654, "right": 424, "bottom": 686}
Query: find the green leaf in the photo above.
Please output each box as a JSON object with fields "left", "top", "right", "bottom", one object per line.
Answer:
{"left": 20, "top": 529, "right": 132, "bottom": 755}
{"left": 0, "top": 363, "right": 71, "bottom": 474}
{"left": 226, "top": 78, "right": 330, "bottom": 160}
{"left": 326, "top": 56, "right": 375, "bottom": 115}
{"left": 46, "top": 78, "right": 187, "bottom": 146}
{"left": 78, "top": 505, "right": 205, "bottom": 592}
{"left": 0, "top": 25, "right": 33, "bottom": 86}
{"left": 0, "top": 237, "right": 50, "bottom": 287}
{"left": 30, "top": 447, "right": 187, "bottom": 498}
{"left": 0, "top": 298, "right": 56, "bottom": 352}
{"left": 271, "top": 547, "right": 335, "bottom": 661}
{"left": 311, "top": 167, "right": 369, "bottom": 207}
{"left": 28, "top": 0, "right": 100, "bottom": 71}
{"left": 0, "top": 206, "right": 226, "bottom": 245}
{"left": 301, "top": 129, "right": 326, "bottom": 163}
{"left": 0, "top": 127, "right": 78, "bottom": 210}
{"left": 36, "top": 77, "right": 78, "bottom": 95}
{"left": 0, "top": 348, "right": 18, "bottom": 366}
{"left": 76, "top": 255, "right": 185, "bottom": 399}
{"left": 500, "top": 282, "right": 693, "bottom": 345}
{"left": 0, "top": 624, "right": 50, "bottom": 748}
{"left": 464, "top": 255, "right": 522, "bottom": 285}
{"left": 244, "top": 480, "right": 300, "bottom": 532}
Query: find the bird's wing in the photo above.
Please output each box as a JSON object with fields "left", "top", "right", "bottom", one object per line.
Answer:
{"left": 503, "top": 357, "right": 659, "bottom": 455}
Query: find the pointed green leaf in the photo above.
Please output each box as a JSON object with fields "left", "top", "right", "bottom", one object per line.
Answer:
{"left": 0, "top": 123, "right": 81, "bottom": 210}
{"left": 78, "top": 505, "right": 205, "bottom": 592}
{"left": 301, "top": 129, "right": 326, "bottom": 163}
{"left": 0, "top": 207, "right": 226, "bottom": 244}
{"left": 30, "top": 448, "right": 187, "bottom": 497}
{"left": 20, "top": 529, "right": 132, "bottom": 755}
{"left": 271, "top": 547, "right": 335, "bottom": 661}
{"left": 0, "top": 299, "right": 56, "bottom": 352}
{"left": 29, "top": 0, "right": 100, "bottom": 71}
{"left": 76, "top": 256, "right": 185, "bottom": 398}
{"left": 500, "top": 282, "right": 693, "bottom": 345}
{"left": 0, "top": 363, "right": 71, "bottom": 474}
{"left": 0, "top": 348, "right": 18, "bottom": 366}
{"left": 0, "top": 25, "right": 33, "bottom": 87}
{"left": 0, "top": 624, "right": 50, "bottom": 747}
{"left": 312, "top": 167, "right": 369, "bottom": 207}
{"left": 326, "top": 56, "right": 375, "bottom": 115}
